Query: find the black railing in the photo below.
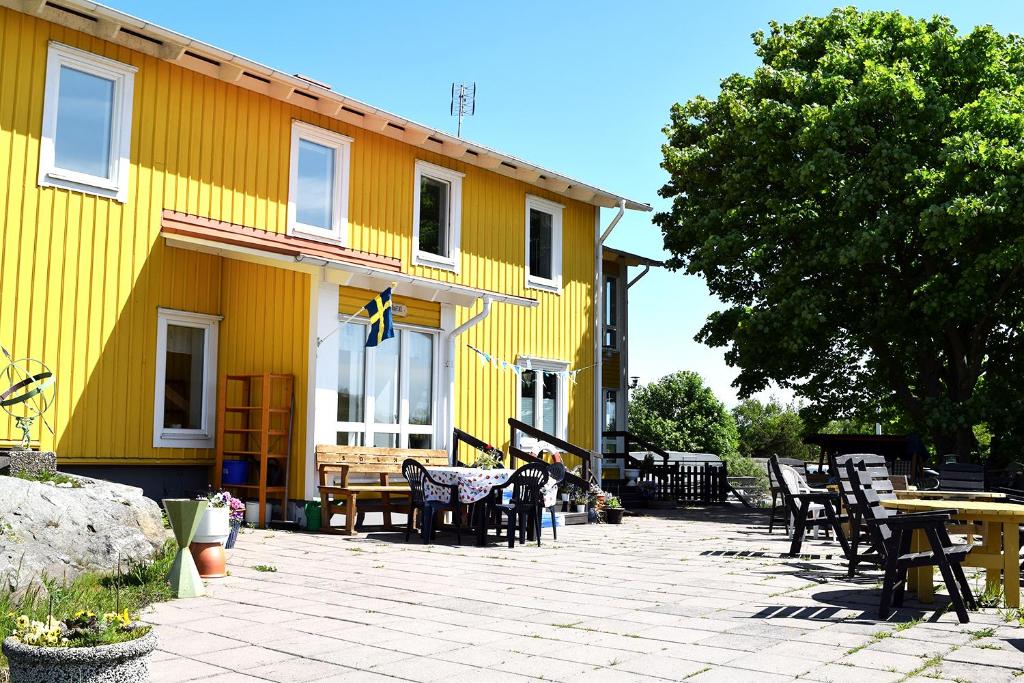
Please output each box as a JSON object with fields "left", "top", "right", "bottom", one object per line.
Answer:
{"left": 452, "top": 427, "right": 493, "bottom": 466}
{"left": 601, "top": 430, "right": 729, "bottom": 505}
{"left": 508, "top": 418, "right": 594, "bottom": 488}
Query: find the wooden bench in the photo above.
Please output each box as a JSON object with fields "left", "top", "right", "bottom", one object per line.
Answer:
{"left": 315, "top": 445, "right": 449, "bottom": 534}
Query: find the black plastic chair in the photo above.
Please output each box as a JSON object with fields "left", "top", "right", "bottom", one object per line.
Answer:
{"left": 845, "top": 459, "right": 975, "bottom": 623}
{"left": 401, "top": 459, "right": 462, "bottom": 544}
{"left": 481, "top": 463, "right": 549, "bottom": 548}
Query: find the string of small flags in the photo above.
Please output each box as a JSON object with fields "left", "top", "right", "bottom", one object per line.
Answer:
{"left": 466, "top": 344, "right": 596, "bottom": 384}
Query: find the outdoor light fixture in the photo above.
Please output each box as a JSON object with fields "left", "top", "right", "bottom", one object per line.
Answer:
{"left": 630, "top": 376, "right": 639, "bottom": 389}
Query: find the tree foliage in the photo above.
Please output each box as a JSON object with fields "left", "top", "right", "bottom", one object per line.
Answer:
{"left": 627, "top": 371, "right": 739, "bottom": 458}
{"left": 733, "top": 399, "right": 815, "bottom": 460}
{"left": 657, "top": 8, "right": 1024, "bottom": 458}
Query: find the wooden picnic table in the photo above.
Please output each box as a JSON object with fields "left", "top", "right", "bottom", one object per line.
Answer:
{"left": 893, "top": 490, "right": 1007, "bottom": 501}
{"left": 881, "top": 498, "right": 1024, "bottom": 607}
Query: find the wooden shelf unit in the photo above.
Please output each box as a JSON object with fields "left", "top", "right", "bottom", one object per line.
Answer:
{"left": 214, "top": 373, "right": 294, "bottom": 529}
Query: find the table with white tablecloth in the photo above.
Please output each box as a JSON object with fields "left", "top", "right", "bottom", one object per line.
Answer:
{"left": 423, "top": 467, "right": 560, "bottom": 508}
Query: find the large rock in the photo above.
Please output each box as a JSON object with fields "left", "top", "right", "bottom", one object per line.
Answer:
{"left": 0, "top": 475, "right": 167, "bottom": 594}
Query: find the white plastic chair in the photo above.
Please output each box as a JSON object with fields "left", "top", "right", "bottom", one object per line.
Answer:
{"left": 780, "top": 464, "right": 829, "bottom": 539}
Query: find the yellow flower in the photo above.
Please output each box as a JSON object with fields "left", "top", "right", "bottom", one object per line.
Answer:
{"left": 16, "top": 615, "right": 29, "bottom": 629}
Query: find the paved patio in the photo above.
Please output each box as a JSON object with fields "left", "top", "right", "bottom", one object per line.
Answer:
{"left": 144, "top": 507, "right": 1023, "bottom": 682}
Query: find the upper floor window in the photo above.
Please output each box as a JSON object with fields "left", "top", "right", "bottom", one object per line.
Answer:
{"left": 39, "top": 42, "right": 136, "bottom": 203}
{"left": 288, "top": 121, "right": 352, "bottom": 244}
{"left": 412, "top": 160, "right": 463, "bottom": 271}
{"left": 604, "top": 275, "right": 619, "bottom": 349}
{"left": 153, "top": 308, "right": 220, "bottom": 448}
{"left": 525, "top": 195, "right": 563, "bottom": 292}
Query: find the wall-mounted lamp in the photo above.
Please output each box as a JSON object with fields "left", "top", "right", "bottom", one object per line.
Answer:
{"left": 629, "top": 376, "right": 639, "bottom": 390}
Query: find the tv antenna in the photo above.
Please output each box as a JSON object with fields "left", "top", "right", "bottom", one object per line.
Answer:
{"left": 450, "top": 82, "right": 476, "bottom": 138}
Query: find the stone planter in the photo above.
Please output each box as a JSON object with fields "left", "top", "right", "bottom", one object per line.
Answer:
{"left": 2, "top": 630, "right": 157, "bottom": 683}
{"left": 3, "top": 450, "right": 56, "bottom": 478}
{"left": 193, "top": 505, "right": 230, "bottom": 545}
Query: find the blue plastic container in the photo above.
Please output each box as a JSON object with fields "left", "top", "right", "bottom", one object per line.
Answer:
{"left": 222, "top": 460, "right": 250, "bottom": 485}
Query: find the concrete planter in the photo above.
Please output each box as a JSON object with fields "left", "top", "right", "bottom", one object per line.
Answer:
{"left": 3, "top": 450, "right": 56, "bottom": 478}
{"left": 2, "top": 630, "right": 157, "bottom": 683}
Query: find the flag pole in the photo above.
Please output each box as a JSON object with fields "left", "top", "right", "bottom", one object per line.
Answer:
{"left": 315, "top": 282, "right": 398, "bottom": 348}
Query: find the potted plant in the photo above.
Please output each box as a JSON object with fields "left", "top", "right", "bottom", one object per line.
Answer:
{"left": 570, "top": 487, "right": 588, "bottom": 513}
{"left": 193, "top": 491, "right": 231, "bottom": 545}
{"left": 472, "top": 445, "right": 504, "bottom": 470}
{"left": 224, "top": 494, "right": 245, "bottom": 549}
{"left": 604, "top": 496, "right": 625, "bottom": 524}
{"left": 3, "top": 610, "right": 157, "bottom": 682}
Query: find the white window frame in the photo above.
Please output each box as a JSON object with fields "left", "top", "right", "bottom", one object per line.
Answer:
{"left": 412, "top": 160, "right": 463, "bottom": 272}
{"left": 515, "top": 356, "right": 569, "bottom": 441}
{"left": 153, "top": 308, "right": 221, "bottom": 449}
{"left": 524, "top": 195, "right": 564, "bottom": 293}
{"left": 334, "top": 321, "right": 440, "bottom": 449}
{"left": 287, "top": 120, "right": 352, "bottom": 245}
{"left": 38, "top": 42, "right": 136, "bottom": 203}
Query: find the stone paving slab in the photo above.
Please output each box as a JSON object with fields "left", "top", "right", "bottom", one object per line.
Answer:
{"left": 144, "top": 507, "right": 1024, "bottom": 681}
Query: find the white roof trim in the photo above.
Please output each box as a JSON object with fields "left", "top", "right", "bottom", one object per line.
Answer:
{"left": 7, "top": 0, "right": 651, "bottom": 213}
{"left": 163, "top": 233, "right": 538, "bottom": 309}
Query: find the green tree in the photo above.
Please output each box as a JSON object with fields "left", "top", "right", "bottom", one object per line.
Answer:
{"left": 733, "top": 399, "right": 815, "bottom": 460}
{"left": 627, "top": 371, "right": 739, "bottom": 458}
{"left": 656, "top": 8, "right": 1024, "bottom": 459}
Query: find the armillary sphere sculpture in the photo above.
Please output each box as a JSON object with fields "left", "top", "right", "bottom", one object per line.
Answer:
{"left": 0, "top": 346, "right": 55, "bottom": 449}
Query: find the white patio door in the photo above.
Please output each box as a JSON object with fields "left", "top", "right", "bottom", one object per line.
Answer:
{"left": 335, "top": 321, "right": 438, "bottom": 449}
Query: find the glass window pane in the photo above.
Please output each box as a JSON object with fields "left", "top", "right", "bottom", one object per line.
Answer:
{"left": 296, "top": 138, "right": 335, "bottom": 229}
{"left": 520, "top": 371, "right": 536, "bottom": 428}
{"left": 408, "top": 434, "right": 433, "bottom": 449}
{"left": 373, "top": 333, "right": 400, "bottom": 424}
{"left": 163, "top": 324, "right": 205, "bottom": 430}
{"left": 542, "top": 372, "right": 558, "bottom": 435}
{"left": 336, "top": 431, "right": 362, "bottom": 446}
{"left": 55, "top": 66, "right": 114, "bottom": 178}
{"left": 605, "top": 277, "right": 617, "bottom": 326}
{"left": 373, "top": 432, "right": 397, "bottom": 448}
{"left": 337, "top": 323, "right": 364, "bottom": 423}
{"left": 407, "top": 331, "right": 433, "bottom": 426}
{"left": 529, "top": 209, "right": 553, "bottom": 280}
{"left": 418, "top": 176, "right": 449, "bottom": 257}
{"left": 604, "top": 390, "right": 617, "bottom": 431}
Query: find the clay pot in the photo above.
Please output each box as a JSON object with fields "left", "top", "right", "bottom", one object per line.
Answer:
{"left": 190, "top": 542, "right": 226, "bottom": 578}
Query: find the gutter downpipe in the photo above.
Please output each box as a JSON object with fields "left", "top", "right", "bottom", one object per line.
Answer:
{"left": 594, "top": 199, "right": 626, "bottom": 483}
{"left": 446, "top": 296, "right": 493, "bottom": 463}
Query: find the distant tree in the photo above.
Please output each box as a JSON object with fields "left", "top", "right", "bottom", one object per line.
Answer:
{"left": 656, "top": 8, "right": 1024, "bottom": 459}
{"left": 733, "top": 399, "right": 815, "bottom": 460}
{"left": 627, "top": 371, "right": 739, "bottom": 458}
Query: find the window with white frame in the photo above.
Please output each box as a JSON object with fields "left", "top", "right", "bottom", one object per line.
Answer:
{"left": 38, "top": 42, "right": 136, "bottom": 203}
{"left": 525, "top": 195, "right": 563, "bottom": 292}
{"left": 335, "top": 322, "right": 438, "bottom": 448}
{"left": 602, "top": 389, "right": 620, "bottom": 453}
{"left": 413, "top": 160, "right": 463, "bottom": 271}
{"left": 288, "top": 120, "right": 352, "bottom": 244}
{"left": 517, "top": 358, "right": 569, "bottom": 440}
{"left": 604, "top": 275, "right": 619, "bottom": 349}
{"left": 153, "top": 309, "right": 220, "bottom": 448}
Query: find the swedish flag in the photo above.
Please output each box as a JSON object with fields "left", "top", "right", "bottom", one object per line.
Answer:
{"left": 364, "top": 288, "right": 395, "bottom": 347}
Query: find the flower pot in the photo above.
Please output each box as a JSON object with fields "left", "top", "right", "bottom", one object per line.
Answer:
{"left": 224, "top": 519, "right": 241, "bottom": 549}
{"left": 623, "top": 468, "right": 639, "bottom": 480}
{"left": 3, "top": 630, "right": 157, "bottom": 683}
{"left": 605, "top": 508, "right": 625, "bottom": 524}
{"left": 193, "top": 506, "right": 230, "bottom": 545}
{"left": 573, "top": 504, "right": 586, "bottom": 513}
{"left": 190, "top": 541, "right": 226, "bottom": 578}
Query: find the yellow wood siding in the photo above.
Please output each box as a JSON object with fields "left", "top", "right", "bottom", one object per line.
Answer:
{"left": 0, "top": 7, "right": 597, "bottom": 473}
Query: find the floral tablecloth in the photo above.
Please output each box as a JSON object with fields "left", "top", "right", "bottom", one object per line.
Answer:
{"left": 424, "top": 467, "right": 559, "bottom": 507}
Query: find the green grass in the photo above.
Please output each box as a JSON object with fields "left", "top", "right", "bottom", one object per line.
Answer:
{"left": 10, "top": 470, "right": 82, "bottom": 488}
{"left": 0, "top": 540, "right": 176, "bottom": 669}
{"left": 252, "top": 564, "right": 277, "bottom": 573}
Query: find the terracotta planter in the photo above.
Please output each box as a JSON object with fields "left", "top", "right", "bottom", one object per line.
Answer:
{"left": 3, "top": 630, "right": 157, "bottom": 683}
{"left": 190, "top": 541, "right": 226, "bottom": 578}
{"left": 193, "top": 506, "right": 230, "bottom": 545}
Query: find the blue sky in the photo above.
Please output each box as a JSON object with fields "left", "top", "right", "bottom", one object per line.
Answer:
{"left": 114, "top": 0, "right": 1024, "bottom": 406}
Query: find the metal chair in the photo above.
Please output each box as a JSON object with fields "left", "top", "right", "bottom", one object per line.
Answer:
{"left": 401, "top": 459, "right": 462, "bottom": 544}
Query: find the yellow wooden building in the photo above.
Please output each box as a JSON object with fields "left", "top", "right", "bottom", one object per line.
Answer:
{"left": 0, "top": 0, "right": 652, "bottom": 499}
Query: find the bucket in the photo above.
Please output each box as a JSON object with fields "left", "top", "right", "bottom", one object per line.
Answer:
{"left": 244, "top": 501, "right": 271, "bottom": 525}
{"left": 222, "top": 460, "right": 249, "bottom": 485}
{"left": 304, "top": 500, "right": 321, "bottom": 531}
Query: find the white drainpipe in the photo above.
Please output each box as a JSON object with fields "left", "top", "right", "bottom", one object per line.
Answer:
{"left": 445, "top": 296, "right": 492, "bottom": 462}
{"left": 594, "top": 199, "right": 626, "bottom": 481}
